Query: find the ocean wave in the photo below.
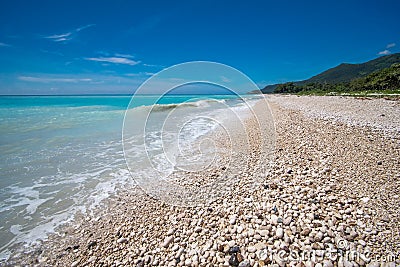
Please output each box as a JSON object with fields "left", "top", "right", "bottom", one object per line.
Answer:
{"left": 131, "top": 99, "right": 226, "bottom": 112}
{"left": 0, "top": 165, "right": 133, "bottom": 260}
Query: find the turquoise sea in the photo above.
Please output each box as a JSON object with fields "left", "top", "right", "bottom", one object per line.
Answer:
{"left": 0, "top": 94, "right": 261, "bottom": 259}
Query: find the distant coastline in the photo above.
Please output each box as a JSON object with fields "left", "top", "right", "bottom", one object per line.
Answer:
{"left": 253, "top": 53, "right": 400, "bottom": 95}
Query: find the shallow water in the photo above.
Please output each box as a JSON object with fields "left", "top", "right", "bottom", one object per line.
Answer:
{"left": 0, "top": 94, "right": 260, "bottom": 259}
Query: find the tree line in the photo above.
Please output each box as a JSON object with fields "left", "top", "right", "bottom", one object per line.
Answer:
{"left": 274, "top": 63, "right": 400, "bottom": 94}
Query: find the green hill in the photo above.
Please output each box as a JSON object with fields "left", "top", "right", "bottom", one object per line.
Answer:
{"left": 258, "top": 53, "right": 400, "bottom": 94}
{"left": 275, "top": 62, "right": 400, "bottom": 94}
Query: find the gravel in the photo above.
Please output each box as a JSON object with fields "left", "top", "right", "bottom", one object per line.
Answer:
{"left": 3, "top": 95, "right": 399, "bottom": 266}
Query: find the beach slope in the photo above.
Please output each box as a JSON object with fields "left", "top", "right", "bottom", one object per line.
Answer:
{"left": 6, "top": 95, "right": 400, "bottom": 266}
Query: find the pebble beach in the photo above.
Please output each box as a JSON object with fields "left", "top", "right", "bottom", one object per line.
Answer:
{"left": 5, "top": 95, "right": 400, "bottom": 267}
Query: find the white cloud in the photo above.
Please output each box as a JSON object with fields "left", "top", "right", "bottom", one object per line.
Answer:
{"left": 53, "top": 37, "right": 71, "bottom": 42}
{"left": 377, "top": 43, "right": 396, "bottom": 56}
{"left": 85, "top": 57, "right": 140, "bottom": 66}
{"left": 8, "top": 73, "right": 147, "bottom": 94}
{"left": 76, "top": 24, "right": 96, "bottom": 32}
{"left": 0, "top": 42, "right": 11, "bottom": 47}
{"left": 45, "top": 32, "right": 73, "bottom": 42}
{"left": 221, "top": 76, "right": 231, "bottom": 83}
{"left": 378, "top": 49, "right": 391, "bottom": 55}
{"left": 387, "top": 43, "right": 396, "bottom": 48}
{"left": 44, "top": 24, "right": 95, "bottom": 42}
{"left": 18, "top": 76, "right": 92, "bottom": 83}
{"left": 114, "top": 53, "right": 135, "bottom": 58}
{"left": 125, "top": 72, "right": 154, "bottom": 77}
{"left": 143, "top": 63, "right": 165, "bottom": 68}
{"left": 45, "top": 32, "right": 72, "bottom": 39}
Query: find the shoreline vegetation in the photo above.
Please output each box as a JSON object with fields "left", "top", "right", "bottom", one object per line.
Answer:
{"left": 4, "top": 95, "right": 399, "bottom": 266}
{"left": 253, "top": 53, "right": 400, "bottom": 99}
{"left": 273, "top": 63, "right": 400, "bottom": 96}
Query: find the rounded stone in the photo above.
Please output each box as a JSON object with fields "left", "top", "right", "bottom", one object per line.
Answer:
{"left": 228, "top": 254, "right": 239, "bottom": 266}
{"left": 238, "top": 260, "right": 251, "bottom": 267}
{"left": 247, "top": 246, "right": 256, "bottom": 253}
{"left": 276, "top": 228, "right": 284, "bottom": 239}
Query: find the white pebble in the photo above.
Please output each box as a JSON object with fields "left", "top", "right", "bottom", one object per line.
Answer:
{"left": 276, "top": 228, "right": 284, "bottom": 239}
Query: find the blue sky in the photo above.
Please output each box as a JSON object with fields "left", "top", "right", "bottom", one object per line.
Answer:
{"left": 0, "top": 0, "right": 399, "bottom": 94}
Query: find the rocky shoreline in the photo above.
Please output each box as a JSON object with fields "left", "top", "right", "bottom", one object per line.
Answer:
{"left": 4, "top": 95, "right": 400, "bottom": 267}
